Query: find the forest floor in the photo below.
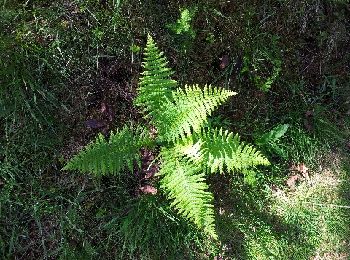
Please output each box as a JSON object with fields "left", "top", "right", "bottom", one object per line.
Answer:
{"left": 1, "top": 0, "right": 350, "bottom": 259}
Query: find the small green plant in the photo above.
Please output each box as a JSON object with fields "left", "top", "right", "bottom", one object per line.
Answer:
{"left": 241, "top": 50, "right": 282, "bottom": 92}
{"left": 167, "top": 7, "right": 197, "bottom": 38}
{"left": 256, "top": 124, "right": 289, "bottom": 158}
{"left": 167, "top": 7, "right": 197, "bottom": 52}
{"left": 130, "top": 43, "right": 141, "bottom": 53}
{"left": 64, "top": 35, "right": 269, "bottom": 238}
{"left": 240, "top": 34, "right": 282, "bottom": 92}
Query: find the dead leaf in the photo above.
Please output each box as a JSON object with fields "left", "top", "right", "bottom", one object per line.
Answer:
{"left": 101, "top": 102, "right": 107, "bottom": 113}
{"left": 271, "top": 184, "right": 283, "bottom": 193}
{"left": 139, "top": 185, "right": 157, "bottom": 195}
{"left": 290, "top": 162, "right": 309, "bottom": 178}
{"left": 85, "top": 119, "right": 105, "bottom": 129}
{"left": 286, "top": 175, "right": 300, "bottom": 189}
{"left": 297, "top": 163, "right": 309, "bottom": 179}
{"left": 219, "top": 207, "right": 225, "bottom": 215}
{"left": 219, "top": 54, "right": 230, "bottom": 69}
{"left": 304, "top": 110, "right": 314, "bottom": 131}
{"left": 149, "top": 125, "right": 158, "bottom": 139}
{"left": 144, "top": 167, "right": 158, "bottom": 179}
{"left": 287, "top": 162, "right": 310, "bottom": 188}
{"left": 100, "top": 102, "right": 114, "bottom": 122}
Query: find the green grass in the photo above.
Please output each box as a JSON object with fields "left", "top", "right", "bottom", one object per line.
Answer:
{"left": 0, "top": 0, "right": 349, "bottom": 259}
{"left": 214, "top": 153, "right": 350, "bottom": 259}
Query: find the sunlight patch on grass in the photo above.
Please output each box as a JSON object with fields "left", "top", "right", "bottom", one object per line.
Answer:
{"left": 269, "top": 157, "right": 349, "bottom": 259}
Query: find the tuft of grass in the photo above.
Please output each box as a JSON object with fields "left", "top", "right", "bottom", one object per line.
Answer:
{"left": 215, "top": 153, "right": 350, "bottom": 259}
{"left": 115, "top": 196, "right": 218, "bottom": 259}
{"left": 269, "top": 157, "right": 350, "bottom": 258}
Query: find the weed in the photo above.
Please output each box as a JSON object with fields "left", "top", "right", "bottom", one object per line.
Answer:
{"left": 167, "top": 7, "right": 197, "bottom": 52}
{"left": 255, "top": 123, "right": 290, "bottom": 159}
{"left": 167, "top": 7, "right": 197, "bottom": 38}
{"left": 240, "top": 34, "right": 282, "bottom": 92}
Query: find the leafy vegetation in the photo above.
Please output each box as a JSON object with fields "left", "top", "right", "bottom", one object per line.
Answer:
{"left": 64, "top": 36, "right": 269, "bottom": 239}
{"left": 1, "top": 0, "right": 349, "bottom": 259}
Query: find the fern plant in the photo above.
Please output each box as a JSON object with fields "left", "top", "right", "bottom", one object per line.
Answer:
{"left": 64, "top": 35, "right": 269, "bottom": 239}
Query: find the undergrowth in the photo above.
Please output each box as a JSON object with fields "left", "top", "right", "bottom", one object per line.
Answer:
{"left": 0, "top": 0, "right": 349, "bottom": 259}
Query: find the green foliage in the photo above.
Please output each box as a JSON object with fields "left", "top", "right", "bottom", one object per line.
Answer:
{"left": 284, "top": 125, "right": 321, "bottom": 165}
{"left": 166, "top": 7, "right": 197, "bottom": 52}
{"left": 135, "top": 35, "right": 177, "bottom": 112}
{"left": 130, "top": 44, "right": 141, "bottom": 53}
{"left": 239, "top": 33, "right": 282, "bottom": 92}
{"left": 118, "top": 196, "right": 217, "bottom": 258}
{"left": 64, "top": 35, "right": 269, "bottom": 239}
{"left": 159, "top": 151, "right": 216, "bottom": 238}
{"left": 63, "top": 125, "right": 150, "bottom": 176}
{"left": 167, "top": 7, "right": 197, "bottom": 38}
{"left": 197, "top": 128, "right": 270, "bottom": 173}
{"left": 153, "top": 85, "right": 235, "bottom": 142}
{"left": 256, "top": 124, "right": 289, "bottom": 158}
{"left": 2, "top": 1, "right": 350, "bottom": 259}
{"left": 312, "top": 104, "right": 347, "bottom": 146}
{"left": 256, "top": 124, "right": 289, "bottom": 146}
{"left": 171, "top": 128, "right": 270, "bottom": 174}
{"left": 136, "top": 34, "right": 234, "bottom": 143}
{"left": 0, "top": 31, "right": 58, "bottom": 122}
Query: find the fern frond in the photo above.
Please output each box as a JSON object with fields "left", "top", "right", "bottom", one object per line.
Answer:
{"left": 63, "top": 125, "right": 151, "bottom": 176}
{"left": 136, "top": 36, "right": 236, "bottom": 142}
{"left": 158, "top": 149, "right": 217, "bottom": 238}
{"left": 200, "top": 128, "right": 270, "bottom": 173}
{"left": 154, "top": 85, "right": 236, "bottom": 142}
{"left": 135, "top": 35, "right": 177, "bottom": 113}
{"left": 171, "top": 128, "right": 270, "bottom": 174}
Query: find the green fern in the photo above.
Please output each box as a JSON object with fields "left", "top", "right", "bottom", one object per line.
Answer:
{"left": 135, "top": 36, "right": 236, "bottom": 142}
{"left": 135, "top": 35, "right": 177, "bottom": 114}
{"left": 158, "top": 149, "right": 216, "bottom": 238}
{"left": 64, "top": 35, "right": 270, "bottom": 240}
{"left": 171, "top": 128, "right": 270, "bottom": 174}
{"left": 63, "top": 125, "right": 150, "bottom": 176}
{"left": 200, "top": 128, "right": 270, "bottom": 173}
{"left": 153, "top": 84, "right": 236, "bottom": 142}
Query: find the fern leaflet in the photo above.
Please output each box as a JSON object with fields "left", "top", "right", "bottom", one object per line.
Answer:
{"left": 200, "top": 128, "right": 270, "bottom": 173}
{"left": 170, "top": 128, "right": 270, "bottom": 173}
{"left": 135, "top": 35, "right": 177, "bottom": 114}
{"left": 154, "top": 84, "right": 236, "bottom": 142}
{"left": 158, "top": 149, "right": 217, "bottom": 238}
{"left": 63, "top": 125, "right": 150, "bottom": 176}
